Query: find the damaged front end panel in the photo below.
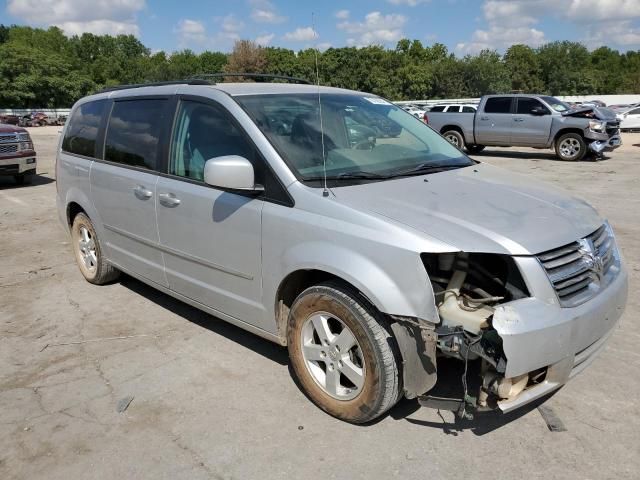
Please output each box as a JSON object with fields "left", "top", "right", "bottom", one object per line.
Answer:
{"left": 418, "top": 252, "right": 545, "bottom": 417}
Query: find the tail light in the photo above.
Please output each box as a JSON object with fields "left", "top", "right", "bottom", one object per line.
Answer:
{"left": 423, "top": 113, "right": 429, "bottom": 124}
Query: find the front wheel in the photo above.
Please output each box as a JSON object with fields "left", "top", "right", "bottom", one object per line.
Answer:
{"left": 555, "top": 133, "right": 587, "bottom": 161}
{"left": 287, "top": 283, "right": 401, "bottom": 424}
{"left": 442, "top": 130, "right": 465, "bottom": 150}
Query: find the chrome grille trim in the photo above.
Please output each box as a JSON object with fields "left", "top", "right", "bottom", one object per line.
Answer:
{"left": 537, "top": 223, "right": 620, "bottom": 307}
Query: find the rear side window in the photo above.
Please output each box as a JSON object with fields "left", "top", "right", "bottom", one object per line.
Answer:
{"left": 484, "top": 97, "right": 512, "bottom": 114}
{"left": 445, "top": 106, "right": 460, "bottom": 112}
{"left": 62, "top": 100, "right": 106, "bottom": 157}
{"left": 105, "top": 99, "right": 167, "bottom": 170}
{"left": 430, "top": 105, "right": 445, "bottom": 112}
{"left": 462, "top": 106, "right": 476, "bottom": 113}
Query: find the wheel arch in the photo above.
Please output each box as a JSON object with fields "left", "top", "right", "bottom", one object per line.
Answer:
{"left": 553, "top": 128, "right": 586, "bottom": 143}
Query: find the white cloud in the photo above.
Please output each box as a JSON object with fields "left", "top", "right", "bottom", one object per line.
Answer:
{"left": 6, "top": 0, "right": 145, "bottom": 36}
{"left": 337, "top": 11, "right": 407, "bottom": 46}
{"left": 459, "top": 0, "right": 640, "bottom": 52}
{"left": 221, "top": 14, "right": 244, "bottom": 33}
{"left": 175, "top": 19, "right": 207, "bottom": 45}
{"left": 250, "top": 0, "right": 287, "bottom": 24}
{"left": 317, "top": 42, "right": 332, "bottom": 52}
{"left": 283, "top": 26, "right": 317, "bottom": 42}
{"left": 255, "top": 33, "right": 275, "bottom": 46}
{"left": 387, "top": 0, "right": 430, "bottom": 5}
{"left": 335, "top": 10, "right": 350, "bottom": 19}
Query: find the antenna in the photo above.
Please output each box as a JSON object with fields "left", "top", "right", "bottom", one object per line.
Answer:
{"left": 312, "top": 13, "right": 329, "bottom": 198}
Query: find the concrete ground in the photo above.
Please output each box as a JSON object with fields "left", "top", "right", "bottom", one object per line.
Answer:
{"left": 1, "top": 126, "right": 638, "bottom": 480}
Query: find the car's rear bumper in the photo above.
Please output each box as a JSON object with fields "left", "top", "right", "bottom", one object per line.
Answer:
{"left": 493, "top": 258, "right": 628, "bottom": 412}
{"left": 0, "top": 155, "right": 37, "bottom": 175}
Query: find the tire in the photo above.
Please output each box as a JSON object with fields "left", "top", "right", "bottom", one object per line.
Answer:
{"left": 555, "top": 133, "right": 587, "bottom": 161}
{"left": 14, "top": 172, "right": 34, "bottom": 185}
{"left": 443, "top": 129, "right": 465, "bottom": 150}
{"left": 287, "top": 282, "right": 401, "bottom": 424}
{"left": 71, "top": 212, "right": 119, "bottom": 285}
{"left": 466, "top": 144, "right": 485, "bottom": 154}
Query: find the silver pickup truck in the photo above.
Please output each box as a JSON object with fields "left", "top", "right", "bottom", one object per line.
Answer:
{"left": 426, "top": 94, "right": 622, "bottom": 161}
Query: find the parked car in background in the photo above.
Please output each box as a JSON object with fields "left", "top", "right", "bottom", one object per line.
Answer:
{"left": 0, "top": 114, "right": 20, "bottom": 125}
{"left": 424, "top": 104, "right": 477, "bottom": 123}
{"left": 581, "top": 100, "right": 607, "bottom": 108}
{"left": 426, "top": 94, "right": 621, "bottom": 160}
{"left": 402, "top": 105, "right": 427, "bottom": 119}
{"left": 617, "top": 106, "right": 640, "bottom": 131}
{"left": 0, "top": 123, "right": 37, "bottom": 184}
{"left": 57, "top": 80, "right": 627, "bottom": 424}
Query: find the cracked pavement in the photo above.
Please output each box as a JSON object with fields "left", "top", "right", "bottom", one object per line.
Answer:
{"left": 0, "top": 127, "right": 638, "bottom": 479}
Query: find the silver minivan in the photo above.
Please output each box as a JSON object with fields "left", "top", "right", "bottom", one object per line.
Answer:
{"left": 56, "top": 79, "right": 628, "bottom": 423}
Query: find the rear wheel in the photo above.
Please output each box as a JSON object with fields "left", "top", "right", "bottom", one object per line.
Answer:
{"left": 287, "top": 282, "right": 401, "bottom": 424}
{"left": 466, "top": 144, "right": 485, "bottom": 154}
{"left": 555, "top": 133, "right": 587, "bottom": 161}
{"left": 442, "top": 129, "right": 464, "bottom": 150}
{"left": 71, "top": 213, "right": 120, "bottom": 284}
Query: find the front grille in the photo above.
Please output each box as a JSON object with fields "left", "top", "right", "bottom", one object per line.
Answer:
{"left": 0, "top": 144, "right": 18, "bottom": 154}
{"left": 537, "top": 224, "right": 618, "bottom": 307}
{"left": 0, "top": 133, "right": 19, "bottom": 144}
{"left": 606, "top": 121, "right": 620, "bottom": 136}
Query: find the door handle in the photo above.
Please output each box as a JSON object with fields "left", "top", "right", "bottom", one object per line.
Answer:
{"left": 513, "top": 117, "right": 524, "bottom": 122}
{"left": 158, "top": 192, "right": 181, "bottom": 208}
{"left": 480, "top": 116, "right": 489, "bottom": 121}
{"left": 133, "top": 185, "right": 153, "bottom": 200}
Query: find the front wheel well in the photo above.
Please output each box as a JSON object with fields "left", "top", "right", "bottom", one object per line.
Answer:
{"left": 554, "top": 128, "right": 586, "bottom": 143}
{"left": 275, "top": 269, "right": 373, "bottom": 344}
{"left": 66, "top": 202, "right": 86, "bottom": 227}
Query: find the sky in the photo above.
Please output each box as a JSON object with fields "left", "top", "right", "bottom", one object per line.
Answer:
{"left": 3, "top": 0, "right": 640, "bottom": 55}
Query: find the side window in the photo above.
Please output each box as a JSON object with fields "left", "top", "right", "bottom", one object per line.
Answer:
{"left": 462, "top": 106, "right": 476, "bottom": 113}
{"left": 517, "top": 98, "right": 548, "bottom": 115}
{"left": 484, "top": 97, "right": 512, "bottom": 114}
{"left": 62, "top": 100, "right": 106, "bottom": 157}
{"left": 628, "top": 108, "right": 640, "bottom": 115}
{"left": 170, "top": 100, "right": 253, "bottom": 181}
{"left": 429, "top": 106, "right": 445, "bottom": 112}
{"left": 104, "top": 99, "right": 167, "bottom": 170}
{"left": 445, "top": 106, "right": 461, "bottom": 113}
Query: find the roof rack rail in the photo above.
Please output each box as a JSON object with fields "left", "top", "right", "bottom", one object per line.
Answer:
{"left": 97, "top": 79, "right": 210, "bottom": 94}
{"left": 190, "top": 73, "right": 311, "bottom": 84}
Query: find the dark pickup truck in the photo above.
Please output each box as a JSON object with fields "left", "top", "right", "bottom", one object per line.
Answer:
{"left": 426, "top": 94, "right": 622, "bottom": 161}
{"left": 0, "top": 124, "right": 37, "bottom": 184}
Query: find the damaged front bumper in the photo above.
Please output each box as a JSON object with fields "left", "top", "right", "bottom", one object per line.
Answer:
{"left": 492, "top": 256, "right": 628, "bottom": 412}
{"left": 588, "top": 134, "right": 622, "bottom": 154}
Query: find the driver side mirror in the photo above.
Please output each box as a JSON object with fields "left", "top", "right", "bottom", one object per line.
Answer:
{"left": 530, "top": 106, "right": 548, "bottom": 116}
{"left": 203, "top": 155, "right": 264, "bottom": 193}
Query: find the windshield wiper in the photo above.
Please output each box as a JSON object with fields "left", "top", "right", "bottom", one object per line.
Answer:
{"left": 389, "top": 163, "right": 466, "bottom": 178}
{"left": 303, "top": 171, "right": 390, "bottom": 182}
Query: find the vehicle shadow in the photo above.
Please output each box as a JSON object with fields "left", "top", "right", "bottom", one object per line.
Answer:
{"left": 119, "top": 274, "right": 288, "bottom": 366}
{"left": 473, "top": 150, "right": 609, "bottom": 162}
{"left": 119, "top": 273, "right": 552, "bottom": 434}
{"left": 0, "top": 174, "right": 55, "bottom": 189}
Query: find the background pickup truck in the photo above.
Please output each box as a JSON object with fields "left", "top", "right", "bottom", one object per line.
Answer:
{"left": 426, "top": 94, "right": 622, "bottom": 161}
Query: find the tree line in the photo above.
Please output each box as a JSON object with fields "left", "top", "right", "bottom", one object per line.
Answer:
{"left": 1, "top": 24, "right": 639, "bottom": 108}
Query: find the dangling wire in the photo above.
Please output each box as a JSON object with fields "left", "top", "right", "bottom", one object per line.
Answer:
{"left": 312, "top": 13, "right": 329, "bottom": 197}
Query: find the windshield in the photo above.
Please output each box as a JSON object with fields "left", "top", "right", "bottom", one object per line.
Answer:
{"left": 235, "top": 93, "right": 472, "bottom": 184}
{"left": 541, "top": 96, "right": 571, "bottom": 112}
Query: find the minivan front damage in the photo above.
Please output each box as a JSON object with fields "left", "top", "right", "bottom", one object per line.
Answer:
{"left": 411, "top": 250, "right": 627, "bottom": 417}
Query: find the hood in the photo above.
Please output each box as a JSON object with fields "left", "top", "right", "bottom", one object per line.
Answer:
{"left": 331, "top": 164, "right": 602, "bottom": 255}
{"left": 562, "top": 106, "right": 617, "bottom": 121}
{"left": 0, "top": 123, "right": 27, "bottom": 133}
